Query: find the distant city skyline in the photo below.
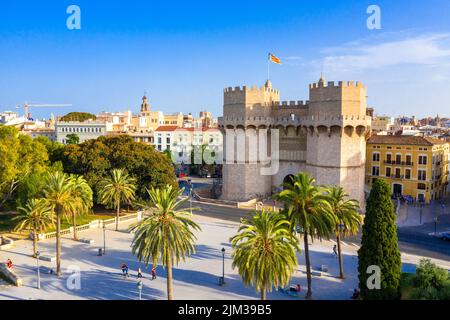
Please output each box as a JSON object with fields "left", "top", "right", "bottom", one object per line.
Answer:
{"left": 1, "top": 1, "right": 450, "bottom": 119}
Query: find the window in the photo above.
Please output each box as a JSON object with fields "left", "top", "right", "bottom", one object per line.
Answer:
{"left": 418, "top": 169, "right": 427, "bottom": 181}
{"left": 418, "top": 183, "right": 426, "bottom": 190}
{"left": 386, "top": 153, "right": 392, "bottom": 163}
{"left": 396, "top": 154, "right": 402, "bottom": 164}
{"left": 405, "top": 169, "right": 411, "bottom": 179}
{"left": 406, "top": 155, "right": 412, "bottom": 165}
{"left": 372, "top": 166, "right": 380, "bottom": 176}
{"left": 386, "top": 167, "right": 391, "bottom": 177}
{"left": 395, "top": 168, "right": 401, "bottom": 179}
{"left": 157, "top": 137, "right": 162, "bottom": 144}
{"left": 419, "top": 155, "right": 427, "bottom": 165}
{"left": 372, "top": 152, "right": 380, "bottom": 162}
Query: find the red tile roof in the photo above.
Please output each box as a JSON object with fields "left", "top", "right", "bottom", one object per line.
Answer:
{"left": 367, "top": 135, "right": 448, "bottom": 146}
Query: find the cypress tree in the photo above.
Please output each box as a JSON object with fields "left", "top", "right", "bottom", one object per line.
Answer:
{"left": 358, "top": 179, "right": 402, "bottom": 300}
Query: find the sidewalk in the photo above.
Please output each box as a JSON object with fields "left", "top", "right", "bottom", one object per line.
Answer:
{"left": 0, "top": 213, "right": 448, "bottom": 300}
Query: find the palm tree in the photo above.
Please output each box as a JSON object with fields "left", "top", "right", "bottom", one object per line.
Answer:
{"left": 42, "top": 172, "right": 75, "bottom": 276}
{"left": 230, "top": 210, "right": 299, "bottom": 300}
{"left": 326, "top": 186, "right": 362, "bottom": 279}
{"left": 67, "top": 175, "right": 93, "bottom": 240}
{"left": 276, "top": 172, "right": 335, "bottom": 299}
{"left": 130, "top": 185, "right": 200, "bottom": 300}
{"left": 14, "top": 198, "right": 54, "bottom": 257}
{"left": 98, "top": 169, "right": 136, "bottom": 231}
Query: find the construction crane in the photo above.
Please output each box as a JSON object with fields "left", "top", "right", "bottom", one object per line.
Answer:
{"left": 16, "top": 101, "right": 73, "bottom": 120}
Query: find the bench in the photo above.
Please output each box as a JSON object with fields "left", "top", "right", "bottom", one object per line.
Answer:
{"left": 39, "top": 255, "right": 56, "bottom": 262}
{"left": 0, "top": 237, "right": 14, "bottom": 251}
{"left": 79, "top": 238, "right": 95, "bottom": 245}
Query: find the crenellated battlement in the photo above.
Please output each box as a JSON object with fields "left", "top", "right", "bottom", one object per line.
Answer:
{"left": 224, "top": 85, "right": 279, "bottom": 95}
{"left": 309, "top": 80, "right": 365, "bottom": 90}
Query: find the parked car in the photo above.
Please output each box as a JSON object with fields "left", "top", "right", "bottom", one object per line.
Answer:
{"left": 439, "top": 232, "right": 450, "bottom": 241}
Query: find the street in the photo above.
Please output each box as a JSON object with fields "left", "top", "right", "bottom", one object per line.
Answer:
{"left": 185, "top": 201, "right": 450, "bottom": 262}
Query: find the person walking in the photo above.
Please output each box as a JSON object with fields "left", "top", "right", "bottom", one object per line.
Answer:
{"left": 333, "top": 245, "right": 338, "bottom": 257}
{"left": 151, "top": 266, "right": 157, "bottom": 280}
{"left": 121, "top": 263, "right": 128, "bottom": 277}
{"left": 137, "top": 267, "right": 143, "bottom": 279}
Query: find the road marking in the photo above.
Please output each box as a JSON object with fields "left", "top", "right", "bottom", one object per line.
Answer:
{"left": 329, "top": 239, "right": 337, "bottom": 245}
{"left": 340, "top": 241, "right": 349, "bottom": 246}
{"left": 351, "top": 243, "right": 360, "bottom": 249}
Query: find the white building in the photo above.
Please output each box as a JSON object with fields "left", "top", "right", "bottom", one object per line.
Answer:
{"left": 56, "top": 121, "right": 109, "bottom": 144}
{"left": 154, "top": 126, "right": 223, "bottom": 163}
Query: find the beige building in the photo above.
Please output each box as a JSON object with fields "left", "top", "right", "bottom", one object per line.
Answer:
{"left": 219, "top": 77, "right": 371, "bottom": 205}
{"left": 366, "top": 135, "right": 449, "bottom": 203}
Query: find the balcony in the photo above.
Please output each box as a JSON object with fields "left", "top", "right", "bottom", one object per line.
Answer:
{"left": 384, "top": 160, "right": 414, "bottom": 166}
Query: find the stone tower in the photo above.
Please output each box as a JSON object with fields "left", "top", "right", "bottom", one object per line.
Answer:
{"left": 140, "top": 95, "right": 150, "bottom": 116}
{"left": 219, "top": 77, "right": 371, "bottom": 206}
{"left": 305, "top": 79, "right": 369, "bottom": 206}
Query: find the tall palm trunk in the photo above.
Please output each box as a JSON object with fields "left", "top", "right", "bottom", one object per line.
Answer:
{"left": 56, "top": 209, "right": 62, "bottom": 276}
{"left": 304, "top": 231, "right": 312, "bottom": 299}
{"left": 32, "top": 228, "right": 38, "bottom": 257}
{"left": 167, "top": 255, "right": 174, "bottom": 300}
{"left": 261, "top": 287, "right": 267, "bottom": 300}
{"left": 72, "top": 213, "right": 78, "bottom": 241}
{"left": 115, "top": 198, "right": 120, "bottom": 231}
{"left": 336, "top": 233, "right": 345, "bottom": 279}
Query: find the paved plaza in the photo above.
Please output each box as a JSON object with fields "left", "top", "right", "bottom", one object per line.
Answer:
{"left": 0, "top": 210, "right": 449, "bottom": 300}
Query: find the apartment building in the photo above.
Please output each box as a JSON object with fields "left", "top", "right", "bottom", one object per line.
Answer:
{"left": 366, "top": 135, "right": 449, "bottom": 203}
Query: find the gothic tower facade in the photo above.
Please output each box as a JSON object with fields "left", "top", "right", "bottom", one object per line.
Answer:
{"left": 219, "top": 78, "right": 371, "bottom": 206}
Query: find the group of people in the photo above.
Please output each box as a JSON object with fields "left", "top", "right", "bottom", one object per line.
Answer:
{"left": 120, "top": 263, "right": 157, "bottom": 280}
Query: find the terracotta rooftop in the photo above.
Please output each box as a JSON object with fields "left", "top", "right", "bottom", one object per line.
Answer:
{"left": 367, "top": 135, "right": 448, "bottom": 146}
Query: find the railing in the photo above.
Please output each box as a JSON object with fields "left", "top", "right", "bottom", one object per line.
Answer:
{"left": 37, "top": 212, "right": 142, "bottom": 240}
{"left": 384, "top": 160, "right": 414, "bottom": 166}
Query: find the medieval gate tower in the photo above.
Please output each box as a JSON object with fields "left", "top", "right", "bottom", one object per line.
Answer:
{"left": 219, "top": 77, "right": 371, "bottom": 206}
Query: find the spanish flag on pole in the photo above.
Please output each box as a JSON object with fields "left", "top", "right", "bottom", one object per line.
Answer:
{"left": 268, "top": 53, "right": 282, "bottom": 65}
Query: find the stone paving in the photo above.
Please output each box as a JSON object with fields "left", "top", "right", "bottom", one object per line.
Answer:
{"left": 0, "top": 213, "right": 448, "bottom": 300}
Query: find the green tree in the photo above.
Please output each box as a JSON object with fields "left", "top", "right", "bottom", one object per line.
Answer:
{"left": 66, "top": 134, "right": 80, "bottom": 145}
{"left": 14, "top": 199, "right": 54, "bottom": 257}
{"left": 230, "top": 210, "right": 299, "bottom": 300}
{"left": 60, "top": 112, "right": 97, "bottom": 122}
{"left": 67, "top": 175, "right": 93, "bottom": 240}
{"left": 358, "top": 179, "right": 401, "bottom": 300}
{"left": 276, "top": 172, "right": 335, "bottom": 299}
{"left": 42, "top": 172, "right": 75, "bottom": 276}
{"left": 98, "top": 169, "right": 136, "bottom": 231}
{"left": 130, "top": 185, "right": 201, "bottom": 300}
{"left": 326, "top": 186, "right": 363, "bottom": 279}
{"left": 414, "top": 259, "right": 448, "bottom": 289}
{"left": 61, "top": 135, "right": 177, "bottom": 201}
{"left": 0, "top": 126, "right": 49, "bottom": 210}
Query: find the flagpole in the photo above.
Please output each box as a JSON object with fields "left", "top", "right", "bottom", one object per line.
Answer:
{"left": 267, "top": 53, "right": 270, "bottom": 81}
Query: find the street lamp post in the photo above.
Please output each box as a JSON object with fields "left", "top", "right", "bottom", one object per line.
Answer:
{"left": 137, "top": 280, "right": 143, "bottom": 300}
{"left": 419, "top": 203, "right": 423, "bottom": 225}
{"left": 188, "top": 179, "right": 193, "bottom": 214}
{"left": 36, "top": 251, "right": 41, "bottom": 289}
{"left": 434, "top": 216, "right": 439, "bottom": 236}
{"left": 103, "top": 223, "right": 106, "bottom": 255}
{"left": 221, "top": 247, "right": 226, "bottom": 286}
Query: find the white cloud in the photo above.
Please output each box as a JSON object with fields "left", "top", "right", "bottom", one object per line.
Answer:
{"left": 319, "top": 33, "right": 450, "bottom": 74}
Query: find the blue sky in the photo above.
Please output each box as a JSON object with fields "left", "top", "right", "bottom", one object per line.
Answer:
{"left": 0, "top": 0, "right": 450, "bottom": 119}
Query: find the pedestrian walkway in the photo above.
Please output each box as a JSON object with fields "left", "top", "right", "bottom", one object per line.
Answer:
{"left": 0, "top": 213, "right": 447, "bottom": 300}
